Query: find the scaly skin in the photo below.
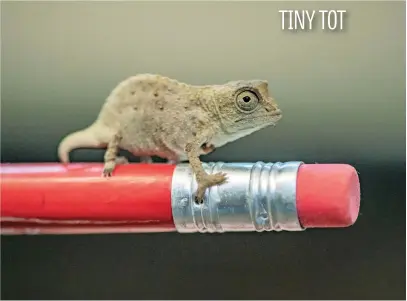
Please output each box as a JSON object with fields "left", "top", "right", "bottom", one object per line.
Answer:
{"left": 57, "top": 74, "right": 282, "bottom": 203}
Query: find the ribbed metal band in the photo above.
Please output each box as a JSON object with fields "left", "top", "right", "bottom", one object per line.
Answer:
{"left": 171, "top": 161, "right": 304, "bottom": 233}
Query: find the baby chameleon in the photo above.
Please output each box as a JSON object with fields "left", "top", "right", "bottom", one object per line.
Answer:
{"left": 57, "top": 74, "right": 282, "bottom": 203}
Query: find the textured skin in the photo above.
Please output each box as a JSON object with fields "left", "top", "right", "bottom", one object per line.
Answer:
{"left": 58, "top": 74, "right": 282, "bottom": 203}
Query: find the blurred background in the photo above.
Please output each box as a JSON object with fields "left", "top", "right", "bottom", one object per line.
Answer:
{"left": 1, "top": 1, "right": 405, "bottom": 299}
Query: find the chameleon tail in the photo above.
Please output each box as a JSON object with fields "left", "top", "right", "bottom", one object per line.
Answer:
{"left": 57, "top": 123, "right": 109, "bottom": 163}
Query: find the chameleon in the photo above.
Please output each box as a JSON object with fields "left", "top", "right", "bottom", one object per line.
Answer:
{"left": 57, "top": 74, "right": 282, "bottom": 203}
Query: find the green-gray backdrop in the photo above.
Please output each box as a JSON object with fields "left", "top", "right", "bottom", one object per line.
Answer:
{"left": 1, "top": 1, "right": 405, "bottom": 164}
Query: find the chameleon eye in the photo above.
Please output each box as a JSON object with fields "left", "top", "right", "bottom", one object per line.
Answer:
{"left": 236, "top": 90, "right": 259, "bottom": 112}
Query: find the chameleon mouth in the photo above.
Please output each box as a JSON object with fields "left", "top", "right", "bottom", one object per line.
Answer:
{"left": 235, "top": 113, "right": 281, "bottom": 123}
{"left": 271, "top": 109, "right": 282, "bottom": 117}
{"left": 273, "top": 112, "right": 282, "bottom": 120}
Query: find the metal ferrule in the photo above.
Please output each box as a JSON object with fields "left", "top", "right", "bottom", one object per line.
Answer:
{"left": 171, "top": 161, "right": 305, "bottom": 233}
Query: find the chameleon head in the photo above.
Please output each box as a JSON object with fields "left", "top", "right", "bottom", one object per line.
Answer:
{"left": 213, "top": 79, "right": 282, "bottom": 133}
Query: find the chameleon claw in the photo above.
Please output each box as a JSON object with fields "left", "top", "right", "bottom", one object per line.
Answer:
{"left": 193, "top": 172, "right": 228, "bottom": 204}
{"left": 205, "top": 172, "right": 228, "bottom": 186}
{"left": 194, "top": 195, "right": 204, "bottom": 204}
{"left": 102, "top": 161, "right": 116, "bottom": 177}
{"left": 102, "top": 170, "right": 113, "bottom": 177}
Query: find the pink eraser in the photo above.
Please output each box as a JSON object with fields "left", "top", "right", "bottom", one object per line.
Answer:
{"left": 296, "top": 164, "right": 360, "bottom": 228}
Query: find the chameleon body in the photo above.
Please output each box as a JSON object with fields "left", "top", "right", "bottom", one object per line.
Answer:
{"left": 57, "top": 74, "right": 282, "bottom": 203}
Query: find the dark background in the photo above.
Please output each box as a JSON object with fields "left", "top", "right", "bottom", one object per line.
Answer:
{"left": 1, "top": 1, "right": 406, "bottom": 300}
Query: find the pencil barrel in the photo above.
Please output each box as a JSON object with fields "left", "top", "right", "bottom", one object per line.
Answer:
{"left": 1, "top": 161, "right": 360, "bottom": 235}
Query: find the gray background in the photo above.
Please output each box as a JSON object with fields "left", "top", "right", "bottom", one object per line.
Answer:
{"left": 1, "top": 1, "right": 405, "bottom": 300}
{"left": 1, "top": 1, "right": 405, "bottom": 164}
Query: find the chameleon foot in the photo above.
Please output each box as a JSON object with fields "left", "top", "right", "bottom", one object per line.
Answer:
{"left": 115, "top": 156, "right": 129, "bottom": 165}
{"left": 103, "top": 157, "right": 128, "bottom": 177}
{"left": 102, "top": 161, "right": 116, "bottom": 177}
{"left": 194, "top": 172, "right": 228, "bottom": 204}
{"left": 201, "top": 143, "right": 216, "bottom": 155}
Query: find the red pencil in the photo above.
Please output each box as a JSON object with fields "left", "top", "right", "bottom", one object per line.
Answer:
{"left": 0, "top": 161, "right": 360, "bottom": 235}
